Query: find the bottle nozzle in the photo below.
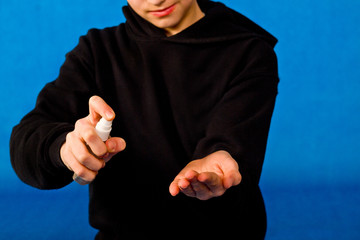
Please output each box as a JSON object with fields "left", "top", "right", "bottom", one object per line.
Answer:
{"left": 95, "top": 118, "right": 112, "bottom": 141}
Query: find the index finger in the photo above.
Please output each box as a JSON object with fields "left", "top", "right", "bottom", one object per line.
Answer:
{"left": 88, "top": 96, "right": 115, "bottom": 125}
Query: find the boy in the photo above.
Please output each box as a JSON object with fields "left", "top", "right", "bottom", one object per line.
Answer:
{"left": 10, "top": 0, "right": 278, "bottom": 239}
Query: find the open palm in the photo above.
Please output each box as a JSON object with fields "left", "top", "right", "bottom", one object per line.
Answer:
{"left": 169, "top": 150, "right": 242, "bottom": 200}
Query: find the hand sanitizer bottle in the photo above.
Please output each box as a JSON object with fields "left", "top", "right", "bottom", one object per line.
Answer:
{"left": 95, "top": 118, "right": 112, "bottom": 141}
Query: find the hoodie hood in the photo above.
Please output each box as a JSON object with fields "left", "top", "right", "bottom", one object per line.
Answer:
{"left": 123, "top": 0, "right": 277, "bottom": 46}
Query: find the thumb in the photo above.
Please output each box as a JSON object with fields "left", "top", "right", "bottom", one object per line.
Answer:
{"left": 223, "top": 170, "right": 242, "bottom": 189}
{"left": 216, "top": 151, "right": 242, "bottom": 189}
{"left": 103, "top": 137, "right": 126, "bottom": 162}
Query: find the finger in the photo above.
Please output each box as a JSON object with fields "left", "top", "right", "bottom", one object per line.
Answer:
{"left": 169, "top": 170, "right": 197, "bottom": 197}
{"left": 106, "top": 137, "right": 126, "bottom": 154}
{"left": 184, "top": 170, "right": 199, "bottom": 180}
{"left": 184, "top": 170, "right": 210, "bottom": 199}
{"left": 223, "top": 170, "right": 242, "bottom": 189}
{"left": 169, "top": 178, "right": 194, "bottom": 197}
{"left": 103, "top": 137, "right": 126, "bottom": 163}
{"left": 67, "top": 150, "right": 98, "bottom": 185}
{"left": 73, "top": 173, "right": 91, "bottom": 186}
{"left": 218, "top": 153, "right": 242, "bottom": 189}
{"left": 184, "top": 170, "right": 213, "bottom": 200}
{"left": 66, "top": 131, "right": 105, "bottom": 170}
{"left": 72, "top": 167, "right": 97, "bottom": 185}
{"left": 169, "top": 180, "right": 180, "bottom": 196}
{"left": 188, "top": 177, "right": 213, "bottom": 200}
{"left": 178, "top": 178, "right": 196, "bottom": 198}
{"left": 88, "top": 96, "right": 115, "bottom": 125}
{"left": 198, "top": 172, "right": 225, "bottom": 196}
{"left": 75, "top": 119, "right": 108, "bottom": 157}
{"left": 73, "top": 143, "right": 105, "bottom": 172}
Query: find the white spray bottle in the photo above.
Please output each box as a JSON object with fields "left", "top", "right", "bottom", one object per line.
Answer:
{"left": 95, "top": 117, "right": 112, "bottom": 141}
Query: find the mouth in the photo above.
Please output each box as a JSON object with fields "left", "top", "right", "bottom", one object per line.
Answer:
{"left": 149, "top": 4, "right": 176, "bottom": 17}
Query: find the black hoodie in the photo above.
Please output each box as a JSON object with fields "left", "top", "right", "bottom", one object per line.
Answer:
{"left": 10, "top": 1, "right": 278, "bottom": 239}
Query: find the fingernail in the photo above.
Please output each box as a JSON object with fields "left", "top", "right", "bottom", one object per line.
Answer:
{"left": 106, "top": 111, "right": 115, "bottom": 120}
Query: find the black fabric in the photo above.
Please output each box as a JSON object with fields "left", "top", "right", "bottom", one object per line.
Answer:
{"left": 10, "top": 1, "right": 278, "bottom": 238}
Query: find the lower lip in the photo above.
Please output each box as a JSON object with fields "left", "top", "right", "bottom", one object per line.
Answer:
{"left": 150, "top": 4, "right": 176, "bottom": 17}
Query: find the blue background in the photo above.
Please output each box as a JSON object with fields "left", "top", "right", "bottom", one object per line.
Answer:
{"left": 1, "top": 0, "right": 359, "bottom": 239}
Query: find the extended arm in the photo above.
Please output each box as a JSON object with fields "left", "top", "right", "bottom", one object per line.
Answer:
{"left": 170, "top": 40, "right": 279, "bottom": 200}
{"left": 10, "top": 35, "right": 98, "bottom": 189}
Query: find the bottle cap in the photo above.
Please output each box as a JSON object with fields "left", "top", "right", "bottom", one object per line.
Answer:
{"left": 95, "top": 118, "right": 112, "bottom": 141}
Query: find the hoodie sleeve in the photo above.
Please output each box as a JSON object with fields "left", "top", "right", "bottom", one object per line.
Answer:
{"left": 192, "top": 39, "right": 279, "bottom": 185}
{"left": 10, "top": 35, "right": 97, "bottom": 190}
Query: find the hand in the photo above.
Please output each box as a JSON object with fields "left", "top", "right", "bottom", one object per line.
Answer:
{"left": 60, "top": 96, "right": 126, "bottom": 185}
{"left": 169, "top": 151, "right": 242, "bottom": 200}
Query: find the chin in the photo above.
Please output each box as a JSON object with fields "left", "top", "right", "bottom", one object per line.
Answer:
{"left": 156, "top": 17, "right": 183, "bottom": 29}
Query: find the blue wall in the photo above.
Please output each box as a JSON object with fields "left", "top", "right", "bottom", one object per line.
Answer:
{"left": 2, "top": 0, "right": 359, "bottom": 188}
{"left": 1, "top": 0, "right": 359, "bottom": 239}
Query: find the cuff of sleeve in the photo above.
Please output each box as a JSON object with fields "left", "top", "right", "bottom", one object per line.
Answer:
{"left": 193, "top": 140, "right": 235, "bottom": 161}
{"left": 49, "top": 130, "right": 75, "bottom": 188}
{"left": 49, "top": 131, "right": 70, "bottom": 170}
